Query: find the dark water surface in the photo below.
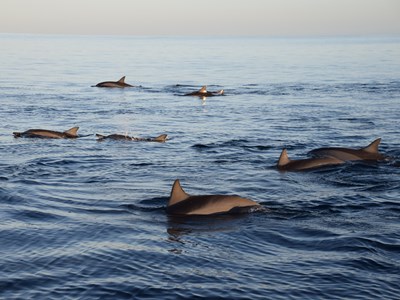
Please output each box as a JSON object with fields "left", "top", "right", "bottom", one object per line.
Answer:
{"left": 1, "top": 35, "right": 400, "bottom": 299}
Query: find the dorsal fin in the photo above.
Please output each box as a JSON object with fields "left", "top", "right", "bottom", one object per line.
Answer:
{"left": 64, "top": 127, "right": 79, "bottom": 136}
{"left": 277, "top": 148, "right": 290, "bottom": 167}
{"left": 362, "top": 138, "right": 381, "bottom": 153}
{"left": 199, "top": 86, "right": 207, "bottom": 93}
{"left": 168, "top": 179, "right": 190, "bottom": 206}
{"left": 117, "top": 76, "right": 126, "bottom": 83}
{"left": 154, "top": 134, "right": 168, "bottom": 142}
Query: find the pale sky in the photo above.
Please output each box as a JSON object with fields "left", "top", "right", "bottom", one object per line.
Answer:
{"left": 1, "top": 0, "right": 399, "bottom": 36}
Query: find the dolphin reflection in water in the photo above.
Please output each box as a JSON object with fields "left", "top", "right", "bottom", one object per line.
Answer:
{"left": 13, "top": 127, "right": 80, "bottom": 139}
{"left": 166, "top": 179, "right": 261, "bottom": 216}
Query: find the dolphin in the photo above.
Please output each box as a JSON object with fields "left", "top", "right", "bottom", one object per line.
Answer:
{"left": 184, "top": 86, "right": 224, "bottom": 98}
{"left": 93, "top": 76, "right": 134, "bottom": 88}
{"left": 96, "top": 133, "right": 167, "bottom": 143}
{"left": 13, "top": 127, "right": 80, "bottom": 139}
{"left": 308, "top": 138, "right": 386, "bottom": 161}
{"left": 277, "top": 148, "right": 344, "bottom": 171}
{"left": 166, "top": 179, "right": 261, "bottom": 216}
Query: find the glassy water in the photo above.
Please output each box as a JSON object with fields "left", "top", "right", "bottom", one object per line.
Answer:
{"left": 1, "top": 34, "right": 400, "bottom": 299}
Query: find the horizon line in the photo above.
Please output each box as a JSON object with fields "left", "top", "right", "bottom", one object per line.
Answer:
{"left": 1, "top": 32, "right": 400, "bottom": 39}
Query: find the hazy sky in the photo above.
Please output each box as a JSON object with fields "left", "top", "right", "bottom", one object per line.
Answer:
{"left": 1, "top": 0, "right": 399, "bottom": 36}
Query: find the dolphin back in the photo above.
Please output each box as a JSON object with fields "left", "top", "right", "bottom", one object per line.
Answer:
{"left": 184, "top": 85, "right": 224, "bottom": 97}
{"left": 153, "top": 134, "right": 168, "bottom": 142}
{"left": 277, "top": 149, "right": 290, "bottom": 168}
{"left": 94, "top": 76, "right": 133, "bottom": 88}
{"left": 12, "top": 128, "right": 79, "bottom": 139}
{"left": 277, "top": 148, "right": 344, "bottom": 171}
{"left": 96, "top": 134, "right": 106, "bottom": 140}
{"left": 64, "top": 127, "right": 79, "bottom": 137}
{"left": 167, "top": 179, "right": 260, "bottom": 215}
{"left": 168, "top": 179, "right": 190, "bottom": 206}
{"left": 309, "top": 138, "right": 384, "bottom": 161}
{"left": 362, "top": 138, "right": 381, "bottom": 153}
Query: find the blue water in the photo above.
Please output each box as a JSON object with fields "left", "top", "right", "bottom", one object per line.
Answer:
{"left": 1, "top": 34, "right": 400, "bottom": 299}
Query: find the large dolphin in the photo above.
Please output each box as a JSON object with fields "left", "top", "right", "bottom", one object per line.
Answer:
{"left": 277, "top": 148, "right": 344, "bottom": 171}
{"left": 166, "top": 179, "right": 261, "bottom": 215}
{"left": 96, "top": 133, "right": 167, "bottom": 143}
{"left": 308, "top": 138, "right": 386, "bottom": 161}
{"left": 13, "top": 127, "right": 80, "bottom": 139}
{"left": 93, "top": 76, "right": 134, "bottom": 88}
{"left": 184, "top": 86, "right": 224, "bottom": 98}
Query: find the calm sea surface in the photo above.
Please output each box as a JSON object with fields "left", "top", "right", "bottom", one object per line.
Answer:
{"left": 1, "top": 34, "right": 400, "bottom": 299}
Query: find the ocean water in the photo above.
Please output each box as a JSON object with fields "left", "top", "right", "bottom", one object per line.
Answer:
{"left": 0, "top": 34, "right": 400, "bottom": 299}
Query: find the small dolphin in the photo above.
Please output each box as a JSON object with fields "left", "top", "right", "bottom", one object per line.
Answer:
{"left": 93, "top": 76, "right": 134, "bottom": 88}
{"left": 184, "top": 86, "right": 224, "bottom": 98}
{"left": 277, "top": 148, "right": 344, "bottom": 171}
{"left": 96, "top": 133, "right": 167, "bottom": 143}
{"left": 13, "top": 127, "right": 80, "bottom": 139}
{"left": 166, "top": 179, "right": 260, "bottom": 216}
{"left": 308, "top": 138, "right": 386, "bottom": 161}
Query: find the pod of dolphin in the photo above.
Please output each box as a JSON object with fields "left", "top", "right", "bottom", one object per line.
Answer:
{"left": 12, "top": 76, "right": 389, "bottom": 216}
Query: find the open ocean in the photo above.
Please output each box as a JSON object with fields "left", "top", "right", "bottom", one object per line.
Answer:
{"left": 1, "top": 34, "right": 400, "bottom": 299}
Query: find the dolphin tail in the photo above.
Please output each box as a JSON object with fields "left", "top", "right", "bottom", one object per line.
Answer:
{"left": 13, "top": 132, "right": 22, "bottom": 138}
{"left": 362, "top": 138, "right": 381, "bottom": 153}
{"left": 277, "top": 148, "right": 290, "bottom": 167}
{"left": 154, "top": 134, "right": 168, "bottom": 143}
{"left": 215, "top": 89, "right": 224, "bottom": 95}
{"left": 64, "top": 127, "right": 79, "bottom": 137}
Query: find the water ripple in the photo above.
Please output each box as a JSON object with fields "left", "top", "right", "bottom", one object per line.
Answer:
{"left": 1, "top": 35, "right": 400, "bottom": 299}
